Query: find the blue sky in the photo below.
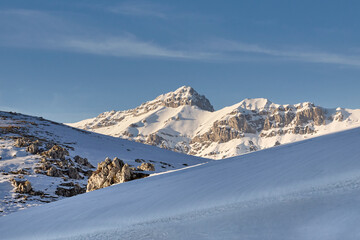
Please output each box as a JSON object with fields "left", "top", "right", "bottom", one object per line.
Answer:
{"left": 1, "top": 0, "right": 360, "bottom": 123}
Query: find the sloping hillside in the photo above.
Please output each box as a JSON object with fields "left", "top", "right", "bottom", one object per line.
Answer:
{"left": 0, "top": 111, "right": 207, "bottom": 215}
{"left": 1, "top": 127, "right": 359, "bottom": 239}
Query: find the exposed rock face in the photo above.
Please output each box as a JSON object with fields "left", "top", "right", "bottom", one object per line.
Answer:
{"left": 191, "top": 104, "right": 326, "bottom": 146}
{"left": 87, "top": 157, "right": 126, "bottom": 192}
{"left": 14, "top": 138, "right": 41, "bottom": 154}
{"left": 294, "top": 106, "right": 325, "bottom": 126}
{"left": 47, "top": 166, "right": 63, "bottom": 177}
{"left": 41, "top": 145, "right": 69, "bottom": 160}
{"left": 87, "top": 157, "right": 150, "bottom": 192}
{"left": 146, "top": 133, "right": 164, "bottom": 146}
{"left": 26, "top": 143, "right": 39, "bottom": 154}
{"left": 36, "top": 155, "right": 91, "bottom": 181}
{"left": 137, "top": 162, "right": 155, "bottom": 171}
{"left": 74, "top": 155, "right": 94, "bottom": 168}
{"left": 14, "top": 137, "right": 31, "bottom": 148}
{"left": 120, "top": 164, "right": 132, "bottom": 182}
{"left": 55, "top": 183, "right": 86, "bottom": 197}
{"left": 192, "top": 115, "right": 256, "bottom": 144}
{"left": 67, "top": 167, "right": 82, "bottom": 180}
{"left": 10, "top": 179, "right": 32, "bottom": 193}
{"left": 159, "top": 86, "right": 214, "bottom": 112}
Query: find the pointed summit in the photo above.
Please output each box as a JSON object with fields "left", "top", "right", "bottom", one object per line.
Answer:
{"left": 154, "top": 86, "right": 214, "bottom": 112}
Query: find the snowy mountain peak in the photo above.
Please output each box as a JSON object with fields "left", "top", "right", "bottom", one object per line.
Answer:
{"left": 69, "top": 89, "right": 360, "bottom": 160}
{"left": 237, "top": 98, "right": 277, "bottom": 110}
{"left": 150, "top": 86, "right": 214, "bottom": 112}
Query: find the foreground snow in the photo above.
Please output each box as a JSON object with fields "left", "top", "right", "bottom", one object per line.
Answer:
{"left": 1, "top": 127, "right": 360, "bottom": 239}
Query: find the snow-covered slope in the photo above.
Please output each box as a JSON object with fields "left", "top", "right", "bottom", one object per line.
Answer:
{"left": 1, "top": 127, "right": 360, "bottom": 239}
{"left": 0, "top": 111, "right": 208, "bottom": 215}
{"left": 69, "top": 86, "right": 360, "bottom": 159}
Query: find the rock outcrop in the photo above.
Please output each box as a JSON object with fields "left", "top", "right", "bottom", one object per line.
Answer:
{"left": 10, "top": 179, "right": 32, "bottom": 194}
{"left": 47, "top": 166, "right": 63, "bottom": 177}
{"left": 159, "top": 86, "right": 214, "bottom": 112}
{"left": 55, "top": 183, "right": 86, "bottom": 197}
{"left": 146, "top": 133, "right": 165, "bottom": 146}
{"left": 192, "top": 115, "right": 256, "bottom": 144}
{"left": 41, "top": 145, "right": 69, "bottom": 160}
{"left": 74, "top": 155, "right": 94, "bottom": 168}
{"left": 87, "top": 157, "right": 150, "bottom": 192}
{"left": 137, "top": 162, "right": 155, "bottom": 171}
{"left": 26, "top": 143, "right": 39, "bottom": 154}
{"left": 14, "top": 137, "right": 31, "bottom": 148}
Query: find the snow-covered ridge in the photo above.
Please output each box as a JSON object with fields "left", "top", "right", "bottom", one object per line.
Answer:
{"left": 69, "top": 86, "right": 360, "bottom": 159}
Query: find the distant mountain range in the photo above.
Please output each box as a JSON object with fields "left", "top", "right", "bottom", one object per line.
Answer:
{"left": 69, "top": 86, "right": 360, "bottom": 159}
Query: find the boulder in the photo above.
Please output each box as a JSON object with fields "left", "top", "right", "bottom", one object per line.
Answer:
{"left": 67, "top": 167, "right": 82, "bottom": 179}
{"left": 14, "top": 138, "right": 30, "bottom": 148}
{"left": 26, "top": 143, "right": 39, "bottom": 154}
{"left": 55, "top": 183, "right": 86, "bottom": 197}
{"left": 10, "top": 179, "right": 32, "bottom": 193}
{"left": 137, "top": 162, "right": 155, "bottom": 171}
{"left": 74, "top": 155, "right": 94, "bottom": 168}
{"left": 41, "top": 145, "right": 69, "bottom": 160}
{"left": 47, "top": 166, "right": 63, "bottom": 177}
{"left": 146, "top": 133, "right": 164, "bottom": 146}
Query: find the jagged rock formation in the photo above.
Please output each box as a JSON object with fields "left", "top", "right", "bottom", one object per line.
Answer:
{"left": 70, "top": 87, "right": 360, "bottom": 160}
{"left": 87, "top": 157, "right": 151, "bottom": 192}
{"left": 157, "top": 86, "right": 214, "bottom": 111}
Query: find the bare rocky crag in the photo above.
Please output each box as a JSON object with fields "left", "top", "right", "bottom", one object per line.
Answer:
{"left": 87, "top": 157, "right": 155, "bottom": 192}
{"left": 192, "top": 103, "right": 326, "bottom": 144}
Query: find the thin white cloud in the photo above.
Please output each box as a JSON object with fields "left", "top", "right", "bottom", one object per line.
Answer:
{"left": 60, "top": 36, "right": 213, "bottom": 60}
{"left": 108, "top": 2, "right": 167, "bottom": 18}
{"left": 0, "top": 8, "right": 212, "bottom": 60}
{"left": 2, "top": 8, "right": 360, "bottom": 66}
{"left": 209, "top": 39, "right": 360, "bottom": 67}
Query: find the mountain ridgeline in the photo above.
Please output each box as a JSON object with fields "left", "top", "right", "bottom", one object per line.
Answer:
{"left": 69, "top": 86, "right": 360, "bottom": 159}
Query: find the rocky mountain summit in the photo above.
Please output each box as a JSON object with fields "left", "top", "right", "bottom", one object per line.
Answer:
{"left": 70, "top": 87, "right": 360, "bottom": 159}
{"left": 154, "top": 86, "right": 214, "bottom": 111}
